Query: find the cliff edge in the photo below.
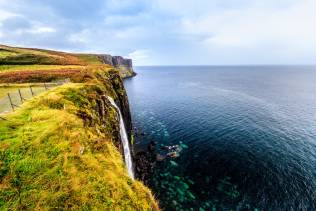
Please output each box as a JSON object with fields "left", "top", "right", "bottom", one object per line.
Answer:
{"left": 0, "top": 45, "right": 158, "bottom": 210}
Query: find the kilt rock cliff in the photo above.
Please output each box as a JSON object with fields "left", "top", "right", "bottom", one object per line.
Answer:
{"left": 0, "top": 44, "right": 159, "bottom": 210}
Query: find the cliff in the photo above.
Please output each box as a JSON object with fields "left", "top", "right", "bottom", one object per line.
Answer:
{"left": 0, "top": 44, "right": 136, "bottom": 79}
{"left": 98, "top": 54, "right": 136, "bottom": 78}
{"left": 0, "top": 45, "right": 159, "bottom": 210}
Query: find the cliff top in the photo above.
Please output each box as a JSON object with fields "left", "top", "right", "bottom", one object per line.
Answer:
{"left": 0, "top": 44, "right": 134, "bottom": 78}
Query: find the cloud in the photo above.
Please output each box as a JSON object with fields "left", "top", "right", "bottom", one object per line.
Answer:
{"left": 2, "top": 17, "right": 56, "bottom": 35}
{"left": 127, "top": 49, "right": 150, "bottom": 65}
{"left": 0, "top": 10, "right": 17, "bottom": 21}
{"left": 0, "top": 0, "right": 315, "bottom": 65}
{"left": 179, "top": 0, "right": 316, "bottom": 64}
{"left": 68, "top": 29, "right": 89, "bottom": 44}
{"left": 27, "top": 26, "right": 56, "bottom": 34}
{"left": 189, "top": 0, "right": 316, "bottom": 49}
{"left": 103, "top": 0, "right": 149, "bottom": 16}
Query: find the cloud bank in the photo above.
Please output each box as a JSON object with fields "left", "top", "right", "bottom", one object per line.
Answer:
{"left": 0, "top": 0, "right": 315, "bottom": 65}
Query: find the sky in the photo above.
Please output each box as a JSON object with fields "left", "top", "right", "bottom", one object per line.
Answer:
{"left": 0, "top": 0, "right": 315, "bottom": 65}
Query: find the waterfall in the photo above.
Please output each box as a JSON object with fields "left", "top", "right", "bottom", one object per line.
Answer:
{"left": 107, "top": 96, "right": 134, "bottom": 179}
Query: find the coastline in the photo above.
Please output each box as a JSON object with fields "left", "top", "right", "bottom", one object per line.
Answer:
{"left": 0, "top": 44, "right": 159, "bottom": 210}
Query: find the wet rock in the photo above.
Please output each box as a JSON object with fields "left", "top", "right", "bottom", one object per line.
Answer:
{"left": 134, "top": 151, "right": 156, "bottom": 185}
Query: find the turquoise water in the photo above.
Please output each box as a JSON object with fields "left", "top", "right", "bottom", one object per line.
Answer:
{"left": 124, "top": 66, "right": 316, "bottom": 210}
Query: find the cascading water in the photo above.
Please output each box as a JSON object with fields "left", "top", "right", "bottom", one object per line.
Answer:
{"left": 107, "top": 96, "right": 134, "bottom": 179}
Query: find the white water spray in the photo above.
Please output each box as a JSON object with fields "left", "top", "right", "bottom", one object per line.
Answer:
{"left": 107, "top": 96, "right": 134, "bottom": 179}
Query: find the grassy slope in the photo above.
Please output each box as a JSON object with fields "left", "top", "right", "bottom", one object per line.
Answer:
{"left": 0, "top": 45, "right": 159, "bottom": 210}
{"left": 0, "top": 65, "right": 85, "bottom": 73}
{"left": 0, "top": 45, "right": 134, "bottom": 78}
{"left": 0, "top": 45, "right": 96, "bottom": 66}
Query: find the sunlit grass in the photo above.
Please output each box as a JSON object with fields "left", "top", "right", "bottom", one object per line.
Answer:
{"left": 0, "top": 65, "right": 86, "bottom": 72}
{"left": 0, "top": 44, "right": 158, "bottom": 209}
{"left": 0, "top": 84, "right": 54, "bottom": 113}
{"left": 0, "top": 51, "right": 17, "bottom": 58}
{"left": 0, "top": 45, "right": 92, "bottom": 65}
{"left": 0, "top": 80, "right": 159, "bottom": 210}
{"left": 75, "top": 54, "right": 103, "bottom": 65}
{"left": 0, "top": 45, "right": 61, "bottom": 58}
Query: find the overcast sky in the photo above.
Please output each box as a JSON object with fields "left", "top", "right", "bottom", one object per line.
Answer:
{"left": 0, "top": 0, "right": 315, "bottom": 65}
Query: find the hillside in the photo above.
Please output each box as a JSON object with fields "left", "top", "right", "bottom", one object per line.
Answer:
{"left": 0, "top": 45, "right": 159, "bottom": 210}
{"left": 0, "top": 44, "right": 135, "bottom": 78}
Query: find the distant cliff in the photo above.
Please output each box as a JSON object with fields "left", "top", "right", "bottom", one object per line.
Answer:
{"left": 0, "top": 45, "right": 136, "bottom": 79}
{"left": 98, "top": 54, "right": 136, "bottom": 78}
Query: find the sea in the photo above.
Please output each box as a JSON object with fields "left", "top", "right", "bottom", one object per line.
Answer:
{"left": 124, "top": 66, "right": 316, "bottom": 210}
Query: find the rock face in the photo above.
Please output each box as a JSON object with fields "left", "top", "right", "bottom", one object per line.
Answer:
{"left": 88, "top": 69, "right": 133, "bottom": 156}
{"left": 98, "top": 54, "right": 136, "bottom": 78}
{"left": 112, "top": 56, "right": 133, "bottom": 67}
{"left": 107, "top": 70, "right": 133, "bottom": 140}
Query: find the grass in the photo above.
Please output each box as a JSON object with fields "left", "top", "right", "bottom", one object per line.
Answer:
{"left": 0, "top": 45, "right": 134, "bottom": 78}
{"left": 0, "top": 82, "right": 159, "bottom": 210}
{"left": 0, "top": 53, "right": 57, "bottom": 65}
{"left": 0, "top": 45, "right": 86, "bottom": 65}
{"left": 75, "top": 54, "right": 103, "bottom": 65}
{"left": 0, "top": 50, "right": 17, "bottom": 58}
{"left": 0, "top": 65, "right": 116, "bottom": 84}
{"left": 0, "top": 84, "right": 54, "bottom": 113}
{"left": 1, "top": 45, "right": 58, "bottom": 58}
{"left": 0, "top": 65, "right": 85, "bottom": 73}
{"left": 0, "top": 44, "right": 159, "bottom": 210}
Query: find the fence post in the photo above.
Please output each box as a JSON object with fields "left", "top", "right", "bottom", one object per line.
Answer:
{"left": 18, "top": 89, "right": 24, "bottom": 103}
{"left": 30, "top": 86, "right": 34, "bottom": 96}
{"left": 7, "top": 93, "right": 15, "bottom": 111}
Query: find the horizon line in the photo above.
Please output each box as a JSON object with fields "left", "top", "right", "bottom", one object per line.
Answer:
{"left": 135, "top": 64, "right": 316, "bottom": 67}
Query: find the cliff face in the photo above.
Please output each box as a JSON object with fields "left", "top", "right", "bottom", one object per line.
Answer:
{"left": 0, "top": 68, "right": 159, "bottom": 210}
{"left": 100, "top": 69, "right": 133, "bottom": 155}
{"left": 107, "top": 70, "right": 133, "bottom": 139}
{"left": 0, "top": 45, "right": 159, "bottom": 210}
{"left": 98, "top": 54, "right": 136, "bottom": 78}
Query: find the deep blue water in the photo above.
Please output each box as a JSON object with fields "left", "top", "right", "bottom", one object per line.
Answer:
{"left": 124, "top": 66, "right": 316, "bottom": 210}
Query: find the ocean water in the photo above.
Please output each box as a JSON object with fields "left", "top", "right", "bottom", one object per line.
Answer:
{"left": 124, "top": 66, "right": 316, "bottom": 210}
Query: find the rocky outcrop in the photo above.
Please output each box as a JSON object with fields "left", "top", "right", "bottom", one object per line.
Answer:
{"left": 98, "top": 54, "right": 136, "bottom": 78}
